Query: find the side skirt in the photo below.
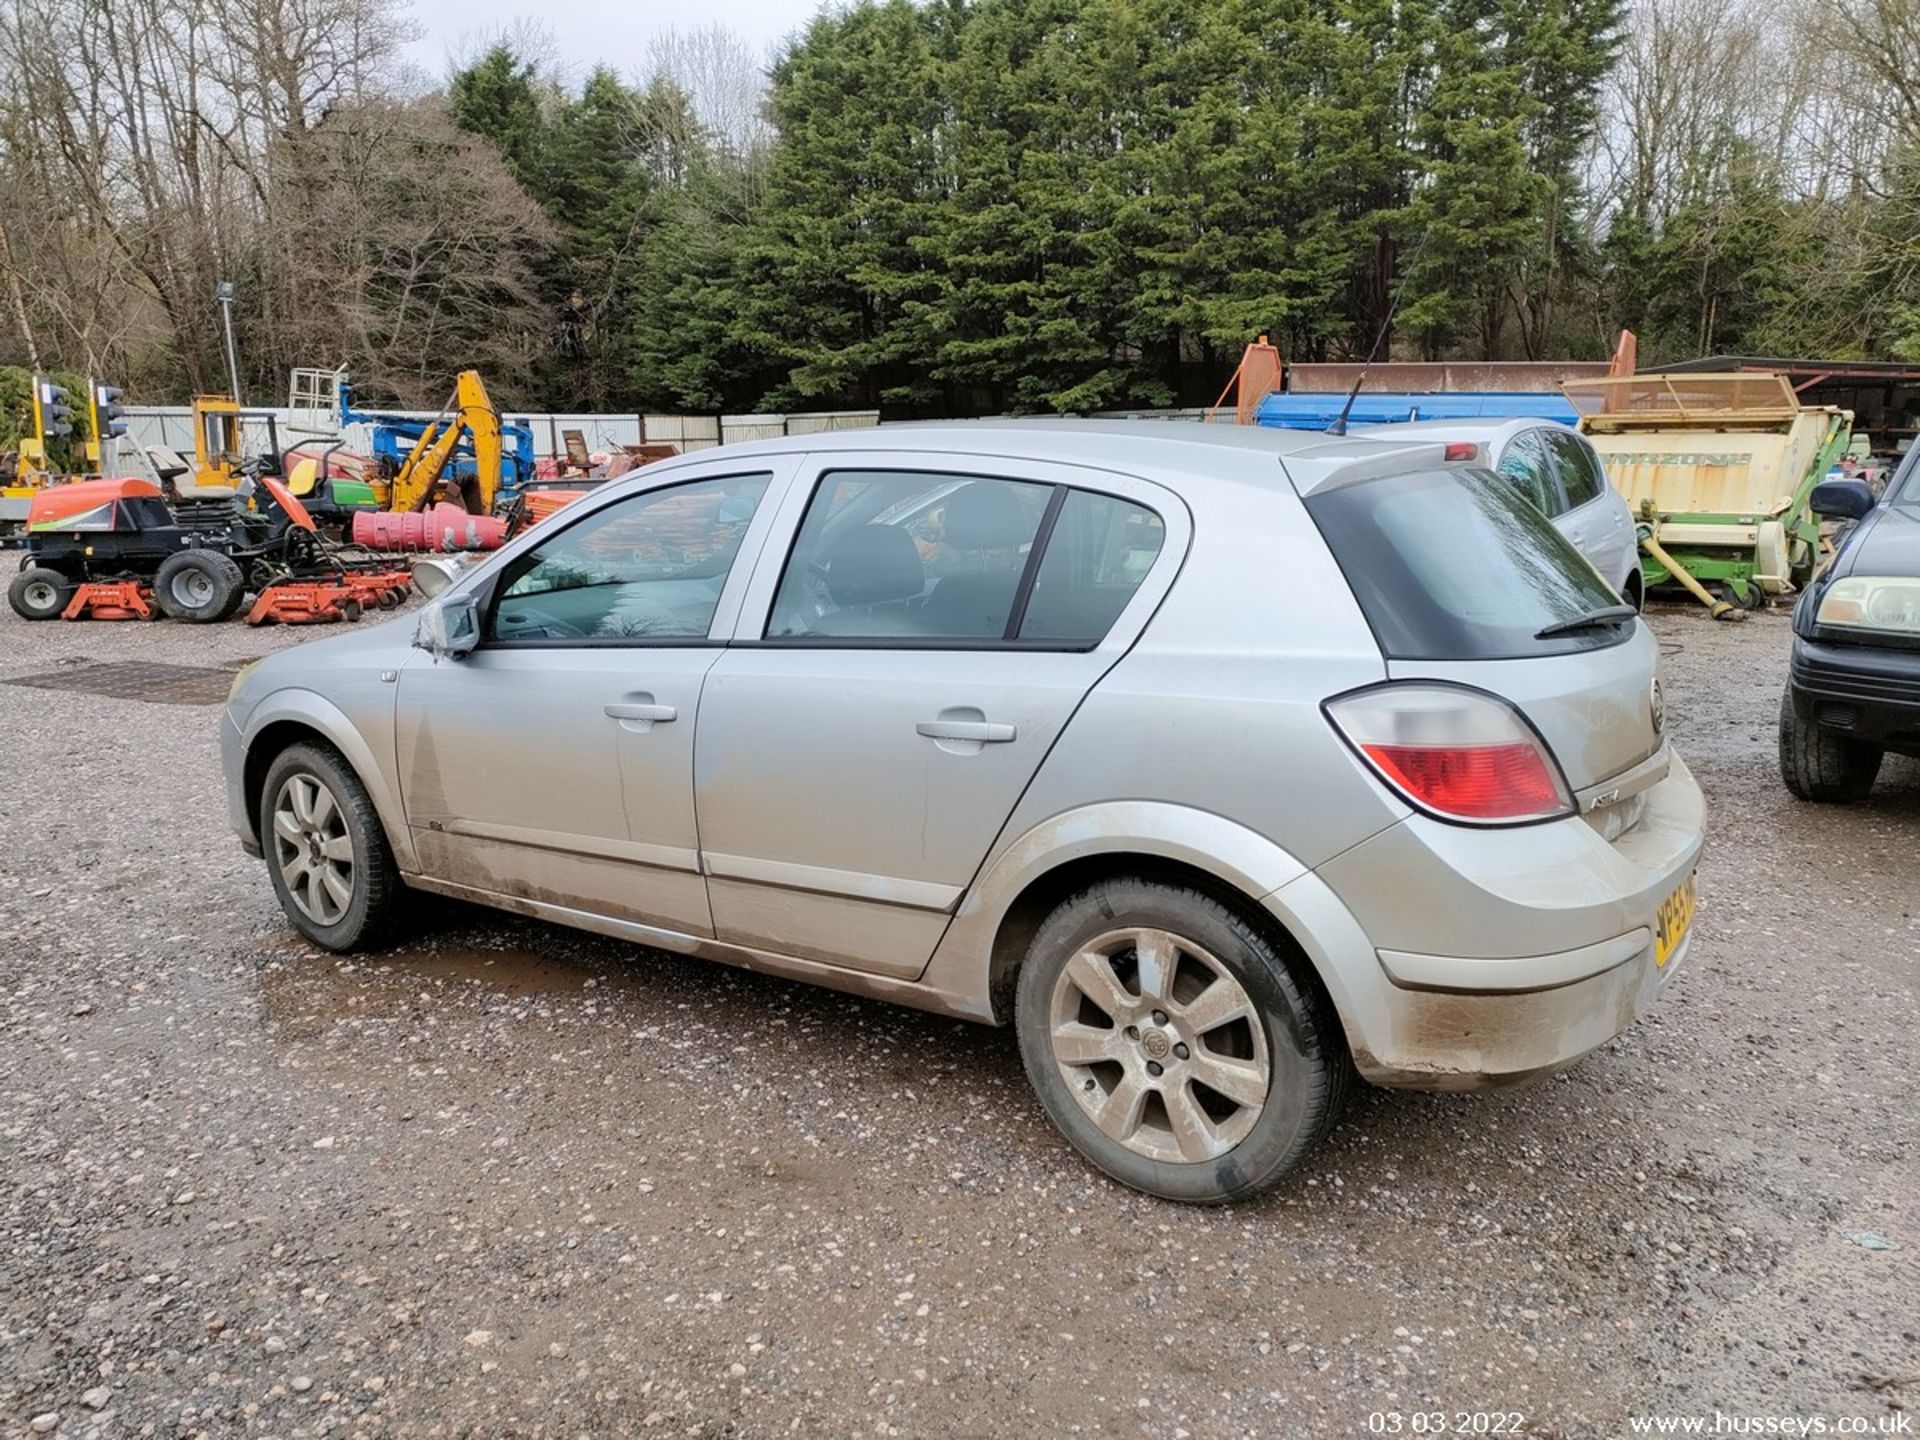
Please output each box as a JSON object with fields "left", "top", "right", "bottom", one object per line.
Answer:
{"left": 402, "top": 872, "right": 998, "bottom": 1025}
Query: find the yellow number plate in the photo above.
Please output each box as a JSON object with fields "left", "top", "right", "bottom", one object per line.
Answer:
{"left": 1654, "top": 874, "right": 1696, "bottom": 968}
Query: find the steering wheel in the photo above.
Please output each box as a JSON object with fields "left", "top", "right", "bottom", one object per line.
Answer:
{"left": 789, "top": 560, "right": 835, "bottom": 629}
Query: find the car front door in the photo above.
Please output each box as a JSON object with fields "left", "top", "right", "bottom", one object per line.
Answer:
{"left": 395, "top": 463, "right": 791, "bottom": 935}
{"left": 694, "top": 455, "right": 1186, "bottom": 978}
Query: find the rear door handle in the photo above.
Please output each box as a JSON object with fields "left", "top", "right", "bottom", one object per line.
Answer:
{"left": 916, "top": 719, "right": 1016, "bottom": 743}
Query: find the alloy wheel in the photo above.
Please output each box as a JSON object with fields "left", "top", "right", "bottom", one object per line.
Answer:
{"left": 271, "top": 772, "right": 355, "bottom": 926}
{"left": 1047, "top": 927, "right": 1271, "bottom": 1164}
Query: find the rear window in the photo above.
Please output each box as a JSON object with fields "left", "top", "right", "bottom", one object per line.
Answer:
{"left": 1304, "top": 466, "right": 1628, "bottom": 660}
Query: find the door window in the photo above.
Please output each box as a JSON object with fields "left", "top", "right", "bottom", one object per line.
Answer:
{"left": 1018, "top": 490, "right": 1166, "bottom": 643}
{"left": 1495, "top": 431, "right": 1565, "bottom": 517}
{"left": 489, "top": 473, "right": 770, "bottom": 644}
{"left": 767, "top": 471, "right": 1053, "bottom": 640}
{"left": 1542, "top": 429, "right": 1604, "bottom": 508}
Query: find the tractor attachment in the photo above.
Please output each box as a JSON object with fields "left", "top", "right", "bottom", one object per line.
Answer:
{"left": 245, "top": 579, "right": 364, "bottom": 627}
{"left": 61, "top": 581, "right": 159, "bottom": 621}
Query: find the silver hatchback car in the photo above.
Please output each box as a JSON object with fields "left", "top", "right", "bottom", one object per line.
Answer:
{"left": 222, "top": 421, "right": 1704, "bottom": 1203}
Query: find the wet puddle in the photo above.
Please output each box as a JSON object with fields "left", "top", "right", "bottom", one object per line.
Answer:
{"left": 362, "top": 943, "right": 599, "bottom": 994}
{"left": 257, "top": 934, "right": 619, "bottom": 1035}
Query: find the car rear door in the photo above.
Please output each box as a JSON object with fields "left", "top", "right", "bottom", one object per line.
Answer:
{"left": 1541, "top": 427, "right": 1634, "bottom": 590}
{"left": 694, "top": 452, "right": 1186, "bottom": 979}
{"left": 1494, "top": 429, "right": 1569, "bottom": 524}
{"left": 394, "top": 461, "right": 794, "bottom": 934}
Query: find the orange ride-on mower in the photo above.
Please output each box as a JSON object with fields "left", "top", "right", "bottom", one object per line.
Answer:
{"left": 12, "top": 476, "right": 270, "bottom": 622}
{"left": 7, "top": 478, "right": 252, "bottom": 623}
{"left": 9, "top": 475, "right": 405, "bottom": 624}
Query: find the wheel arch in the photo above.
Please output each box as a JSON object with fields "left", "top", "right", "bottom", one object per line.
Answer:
{"left": 239, "top": 691, "right": 416, "bottom": 870}
{"left": 924, "top": 802, "right": 1346, "bottom": 1030}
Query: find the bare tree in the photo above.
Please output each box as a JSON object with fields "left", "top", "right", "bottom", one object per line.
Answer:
{"left": 277, "top": 96, "right": 555, "bottom": 405}
{"left": 0, "top": 0, "right": 423, "bottom": 396}
{"left": 643, "top": 23, "right": 774, "bottom": 164}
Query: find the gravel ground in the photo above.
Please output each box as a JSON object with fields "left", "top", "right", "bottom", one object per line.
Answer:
{"left": 1, "top": 601, "right": 1915, "bottom": 1440}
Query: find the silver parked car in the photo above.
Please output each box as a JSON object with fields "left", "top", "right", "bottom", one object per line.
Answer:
{"left": 222, "top": 421, "right": 1703, "bottom": 1203}
{"left": 1356, "top": 418, "right": 1643, "bottom": 608}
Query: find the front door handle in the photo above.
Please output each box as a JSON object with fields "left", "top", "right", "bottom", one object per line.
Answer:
{"left": 916, "top": 719, "right": 1016, "bottom": 743}
{"left": 605, "top": 699, "right": 677, "bottom": 729}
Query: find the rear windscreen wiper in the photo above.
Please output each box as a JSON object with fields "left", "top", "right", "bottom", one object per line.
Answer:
{"left": 1535, "top": 603, "right": 1638, "bottom": 639}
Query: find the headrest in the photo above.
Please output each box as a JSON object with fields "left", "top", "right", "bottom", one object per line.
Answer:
{"left": 824, "top": 524, "right": 925, "bottom": 607}
{"left": 943, "top": 482, "right": 1033, "bottom": 549}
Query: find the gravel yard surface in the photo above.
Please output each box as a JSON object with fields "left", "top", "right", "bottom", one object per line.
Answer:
{"left": 1, "top": 602, "right": 1915, "bottom": 1439}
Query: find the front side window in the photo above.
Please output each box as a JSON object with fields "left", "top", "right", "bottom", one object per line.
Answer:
{"left": 1543, "top": 429, "right": 1604, "bottom": 508}
{"left": 489, "top": 472, "right": 769, "bottom": 643}
{"left": 1496, "top": 431, "right": 1564, "bottom": 517}
{"left": 768, "top": 471, "right": 1053, "bottom": 639}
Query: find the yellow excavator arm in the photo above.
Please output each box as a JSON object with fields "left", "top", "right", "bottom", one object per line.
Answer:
{"left": 387, "top": 371, "right": 505, "bottom": 514}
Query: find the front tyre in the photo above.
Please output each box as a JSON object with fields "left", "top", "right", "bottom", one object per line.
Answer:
{"left": 1015, "top": 879, "right": 1348, "bottom": 1204}
{"left": 1779, "top": 690, "right": 1882, "bottom": 803}
{"left": 9, "top": 566, "right": 72, "bottom": 620}
{"left": 258, "top": 742, "right": 401, "bottom": 950}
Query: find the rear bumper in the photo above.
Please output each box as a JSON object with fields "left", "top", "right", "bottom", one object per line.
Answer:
{"left": 1356, "top": 924, "right": 1692, "bottom": 1089}
{"left": 1788, "top": 635, "right": 1920, "bottom": 751}
{"left": 1273, "top": 752, "right": 1704, "bottom": 1090}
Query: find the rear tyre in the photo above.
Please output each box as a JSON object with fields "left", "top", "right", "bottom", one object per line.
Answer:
{"left": 1015, "top": 878, "right": 1348, "bottom": 1204}
{"left": 9, "top": 566, "right": 72, "bottom": 620}
{"left": 258, "top": 742, "right": 402, "bottom": 951}
{"left": 1779, "top": 690, "right": 1882, "bottom": 803}
{"left": 155, "top": 549, "right": 245, "bottom": 623}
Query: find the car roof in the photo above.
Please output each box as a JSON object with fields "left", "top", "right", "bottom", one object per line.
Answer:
{"left": 652, "top": 417, "right": 1459, "bottom": 497}
{"left": 1351, "top": 416, "right": 1579, "bottom": 445}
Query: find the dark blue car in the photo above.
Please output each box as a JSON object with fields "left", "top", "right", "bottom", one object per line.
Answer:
{"left": 1780, "top": 455, "right": 1920, "bottom": 800}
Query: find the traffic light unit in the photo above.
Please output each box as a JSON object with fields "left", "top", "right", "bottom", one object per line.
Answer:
{"left": 86, "top": 379, "right": 126, "bottom": 471}
{"left": 37, "top": 377, "right": 75, "bottom": 437}
{"left": 16, "top": 375, "right": 71, "bottom": 483}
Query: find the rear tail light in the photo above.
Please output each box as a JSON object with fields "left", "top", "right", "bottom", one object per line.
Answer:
{"left": 1325, "top": 683, "right": 1574, "bottom": 825}
{"left": 1442, "top": 442, "right": 1481, "bottom": 462}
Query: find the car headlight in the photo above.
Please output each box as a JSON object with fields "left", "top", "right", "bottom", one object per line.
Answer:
{"left": 1816, "top": 576, "right": 1920, "bottom": 634}
{"left": 228, "top": 660, "right": 258, "bottom": 704}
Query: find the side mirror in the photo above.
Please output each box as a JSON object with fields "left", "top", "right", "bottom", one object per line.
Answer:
{"left": 414, "top": 595, "right": 481, "bottom": 660}
{"left": 1810, "top": 477, "right": 1875, "bottom": 522}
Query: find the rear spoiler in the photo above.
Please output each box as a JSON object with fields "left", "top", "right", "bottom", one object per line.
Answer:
{"left": 1282, "top": 439, "right": 1480, "bottom": 497}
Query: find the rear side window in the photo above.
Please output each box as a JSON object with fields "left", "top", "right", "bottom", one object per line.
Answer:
{"left": 1495, "top": 431, "right": 1564, "bottom": 517}
{"left": 1020, "top": 491, "right": 1165, "bottom": 643}
{"left": 767, "top": 471, "right": 1052, "bottom": 639}
{"left": 1304, "top": 467, "right": 1627, "bottom": 659}
{"left": 766, "top": 470, "right": 1163, "bottom": 646}
{"left": 1543, "top": 429, "right": 1604, "bottom": 507}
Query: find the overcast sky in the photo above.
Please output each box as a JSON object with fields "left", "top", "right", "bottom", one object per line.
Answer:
{"left": 399, "top": 0, "right": 824, "bottom": 85}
